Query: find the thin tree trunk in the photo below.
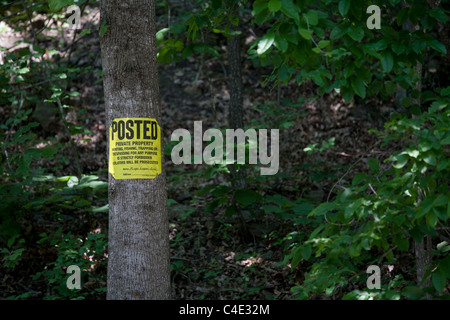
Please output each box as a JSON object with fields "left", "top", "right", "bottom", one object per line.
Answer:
{"left": 227, "top": 10, "right": 251, "bottom": 240}
{"left": 100, "top": 0, "right": 171, "bottom": 300}
{"left": 414, "top": 239, "right": 428, "bottom": 285}
{"left": 227, "top": 21, "right": 246, "bottom": 189}
{"left": 227, "top": 34, "right": 244, "bottom": 131}
{"left": 228, "top": 32, "right": 247, "bottom": 188}
{"left": 413, "top": 187, "right": 431, "bottom": 291}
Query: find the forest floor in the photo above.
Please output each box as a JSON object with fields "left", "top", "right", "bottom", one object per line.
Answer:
{"left": 0, "top": 4, "right": 411, "bottom": 300}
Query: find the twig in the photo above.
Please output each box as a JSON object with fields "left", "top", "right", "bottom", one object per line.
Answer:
{"left": 323, "top": 140, "right": 382, "bottom": 226}
{"left": 368, "top": 183, "right": 378, "bottom": 197}
{"left": 377, "top": 246, "right": 397, "bottom": 265}
{"left": 437, "top": 233, "right": 450, "bottom": 243}
{"left": 326, "top": 140, "right": 381, "bottom": 203}
{"left": 0, "top": 1, "right": 47, "bottom": 22}
{"left": 438, "top": 222, "right": 450, "bottom": 237}
{"left": 3, "top": 92, "right": 24, "bottom": 171}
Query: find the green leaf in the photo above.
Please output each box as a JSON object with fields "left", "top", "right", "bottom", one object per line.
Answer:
{"left": 352, "top": 173, "right": 367, "bottom": 186}
{"left": 406, "top": 148, "right": 419, "bottom": 158}
{"left": 395, "top": 236, "right": 410, "bottom": 252}
{"left": 338, "top": 0, "right": 350, "bottom": 16}
{"left": 257, "top": 33, "right": 275, "bottom": 55}
{"left": 429, "top": 7, "right": 448, "bottom": 23}
{"left": 428, "top": 40, "right": 447, "bottom": 54}
{"left": 437, "top": 241, "right": 450, "bottom": 253}
{"left": 401, "top": 97, "right": 411, "bottom": 108}
{"left": 448, "top": 202, "right": 450, "bottom": 219}
{"left": 344, "top": 198, "right": 363, "bottom": 219}
{"left": 292, "top": 202, "right": 315, "bottom": 216}
{"left": 380, "top": 52, "right": 394, "bottom": 72}
{"left": 440, "top": 86, "right": 450, "bottom": 96}
{"left": 99, "top": 20, "right": 110, "bottom": 37}
{"left": 17, "top": 67, "right": 30, "bottom": 74}
{"left": 396, "top": 8, "right": 409, "bottom": 26}
{"left": 193, "top": 43, "right": 220, "bottom": 57}
{"left": 304, "top": 10, "right": 319, "bottom": 26}
{"left": 205, "top": 199, "right": 220, "bottom": 213}
{"left": 318, "top": 40, "right": 330, "bottom": 48}
{"left": 267, "top": 194, "right": 289, "bottom": 206}
{"left": 341, "top": 85, "right": 354, "bottom": 102}
{"left": 433, "top": 195, "right": 448, "bottom": 207}
{"left": 290, "top": 246, "right": 303, "bottom": 268}
{"left": 368, "top": 158, "right": 380, "bottom": 173}
{"left": 384, "top": 81, "right": 397, "bottom": 95}
{"left": 253, "top": 0, "right": 267, "bottom": 15}
{"left": 229, "top": 14, "right": 239, "bottom": 26}
{"left": 440, "top": 257, "right": 450, "bottom": 276}
{"left": 67, "top": 176, "right": 79, "bottom": 188}
{"left": 80, "top": 28, "right": 91, "bottom": 37}
{"left": 274, "top": 35, "right": 288, "bottom": 52}
{"left": 411, "top": 40, "right": 427, "bottom": 54}
{"left": 234, "top": 189, "right": 261, "bottom": 207}
{"left": 392, "top": 43, "right": 405, "bottom": 55}
{"left": 417, "top": 197, "right": 434, "bottom": 219}
{"left": 41, "top": 146, "right": 58, "bottom": 157}
{"left": 299, "top": 28, "right": 312, "bottom": 40}
{"left": 280, "top": 0, "right": 300, "bottom": 22}
{"left": 308, "top": 202, "right": 337, "bottom": 217}
{"left": 301, "top": 244, "right": 312, "bottom": 261}
{"left": 268, "top": 0, "right": 282, "bottom": 12}
{"left": 330, "top": 24, "right": 348, "bottom": 40}
{"left": 24, "top": 148, "right": 42, "bottom": 162}
{"left": 392, "top": 153, "right": 409, "bottom": 169}
{"left": 225, "top": 205, "right": 236, "bottom": 218}
{"left": 310, "top": 71, "right": 324, "bottom": 86}
{"left": 211, "top": 0, "right": 221, "bottom": 9}
{"left": 278, "top": 64, "right": 290, "bottom": 81}
{"left": 211, "top": 185, "right": 229, "bottom": 198}
{"left": 348, "top": 26, "right": 364, "bottom": 42}
{"left": 156, "top": 28, "right": 169, "bottom": 45}
{"left": 48, "top": 0, "right": 73, "bottom": 12}
{"left": 426, "top": 211, "right": 438, "bottom": 228}
{"left": 432, "top": 270, "right": 446, "bottom": 292}
{"left": 261, "top": 205, "right": 283, "bottom": 214}
{"left": 170, "top": 23, "right": 185, "bottom": 35}
{"left": 350, "top": 77, "right": 366, "bottom": 99}
{"left": 422, "top": 153, "right": 436, "bottom": 166}
{"left": 430, "top": 100, "right": 447, "bottom": 113}
{"left": 402, "top": 286, "right": 425, "bottom": 300}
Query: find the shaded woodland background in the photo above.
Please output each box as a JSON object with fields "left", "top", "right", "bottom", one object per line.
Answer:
{"left": 0, "top": 0, "right": 449, "bottom": 300}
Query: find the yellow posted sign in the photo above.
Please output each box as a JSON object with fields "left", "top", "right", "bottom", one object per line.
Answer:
{"left": 108, "top": 118, "right": 162, "bottom": 179}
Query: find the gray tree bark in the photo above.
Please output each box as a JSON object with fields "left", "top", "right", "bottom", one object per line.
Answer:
{"left": 227, "top": 32, "right": 247, "bottom": 189}
{"left": 100, "top": 0, "right": 171, "bottom": 299}
{"left": 227, "top": 33, "right": 244, "bottom": 131}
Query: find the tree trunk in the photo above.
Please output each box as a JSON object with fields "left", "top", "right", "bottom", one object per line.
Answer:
{"left": 227, "top": 19, "right": 252, "bottom": 241}
{"left": 227, "top": 20, "right": 246, "bottom": 190}
{"left": 227, "top": 34, "right": 244, "bottom": 131}
{"left": 100, "top": 0, "right": 171, "bottom": 299}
